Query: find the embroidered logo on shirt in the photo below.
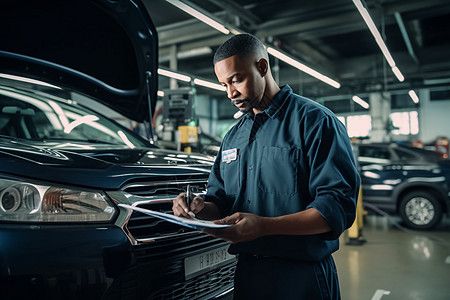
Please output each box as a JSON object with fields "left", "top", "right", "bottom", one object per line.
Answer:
{"left": 222, "top": 148, "right": 237, "bottom": 163}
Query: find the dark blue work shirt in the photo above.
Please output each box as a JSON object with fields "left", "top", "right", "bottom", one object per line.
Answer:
{"left": 205, "top": 85, "right": 360, "bottom": 262}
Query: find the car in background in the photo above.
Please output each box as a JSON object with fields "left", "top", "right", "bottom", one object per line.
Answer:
{"left": 354, "top": 142, "right": 450, "bottom": 230}
{"left": 0, "top": 1, "right": 236, "bottom": 299}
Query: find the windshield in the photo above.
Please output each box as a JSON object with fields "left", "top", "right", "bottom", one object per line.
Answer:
{"left": 0, "top": 86, "right": 149, "bottom": 148}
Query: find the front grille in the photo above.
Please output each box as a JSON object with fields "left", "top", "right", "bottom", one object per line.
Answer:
{"left": 104, "top": 258, "right": 236, "bottom": 300}
{"left": 107, "top": 177, "right": 236, "bottom": 300}
{"left": 149, "top": 261, "right": 236, "bottom": 300}
{"left": 123, "top": 180, "right": 207, "bottom": 242}
{"left": 133, "top": 232, "right": 228, "bottom": 263}
{"left": 126, "top": 201, "right": 196, "bottom": 242}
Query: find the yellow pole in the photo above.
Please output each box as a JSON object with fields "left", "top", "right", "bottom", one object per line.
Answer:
{"left": 346, "top": 186, "right": 366, "bottom": 245}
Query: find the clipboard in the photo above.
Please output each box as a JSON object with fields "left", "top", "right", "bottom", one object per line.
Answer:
{"left": 118, "top": 204, "right": 232, "bottom": 230}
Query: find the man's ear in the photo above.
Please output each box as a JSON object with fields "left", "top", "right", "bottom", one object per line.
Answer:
{"left": 257, "top": 58, "right": 269, "bottom": 77}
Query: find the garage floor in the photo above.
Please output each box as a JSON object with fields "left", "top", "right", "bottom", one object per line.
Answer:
{"left": 334, "top": 214, "right": 450, "bottom": 300}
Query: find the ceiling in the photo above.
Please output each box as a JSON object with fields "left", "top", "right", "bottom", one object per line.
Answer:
{"left": 143, "top": 0, "right": 450, "bottom": 100}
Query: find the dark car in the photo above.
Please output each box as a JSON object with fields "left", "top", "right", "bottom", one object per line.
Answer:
{"left": 355, "top": 142, "right": 450, "bottom": 230}
{"left": 0, "top": 1, "right": 236, "bottom": 299}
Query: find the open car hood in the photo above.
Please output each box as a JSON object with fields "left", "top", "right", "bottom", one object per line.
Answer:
{"left": 0, "top": 0, "right": 157, "bottom": 122}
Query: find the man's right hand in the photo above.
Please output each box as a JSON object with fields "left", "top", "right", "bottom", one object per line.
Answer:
{"left": 172, "top": 192, "right": 205, "bottom": 219}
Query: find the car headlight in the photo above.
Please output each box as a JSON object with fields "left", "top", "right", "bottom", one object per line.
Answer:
{"left": 0, "top": 178, "right": 116, "bottom": 222}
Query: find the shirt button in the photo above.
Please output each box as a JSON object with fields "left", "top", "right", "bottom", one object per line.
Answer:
{"left": 248, "top": 199, "right": 251, "bottom": 204}
{"left": 249, "top": 166, "right": 253, "bottom": 171}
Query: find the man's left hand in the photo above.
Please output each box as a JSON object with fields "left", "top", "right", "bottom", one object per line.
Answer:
{"left": 204, "top": 212, "right": 266, "bottom": 244}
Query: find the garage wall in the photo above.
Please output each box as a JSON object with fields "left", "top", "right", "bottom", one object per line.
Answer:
{"left": 419, "top": 88, "right": 450, "bottom": 143}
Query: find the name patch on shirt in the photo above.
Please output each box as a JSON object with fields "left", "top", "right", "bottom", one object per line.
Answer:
{"left": 222, "top": 148, "right": 237, "bottom": 163}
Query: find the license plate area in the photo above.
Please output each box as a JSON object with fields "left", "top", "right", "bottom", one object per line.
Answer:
{"left": 184, "top": 245, "right": 236, "bottom": 280}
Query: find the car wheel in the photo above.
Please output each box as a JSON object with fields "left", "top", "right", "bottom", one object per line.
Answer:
{"left": 399, "top": 191, "right": 442, "bottom": 230}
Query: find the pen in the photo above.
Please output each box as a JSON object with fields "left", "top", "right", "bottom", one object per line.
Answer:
{"left": 186, "top": 184, "right": 195, "bottom": 217}
{"left": 186, "top": 184, "right": 191, "bottom": 209}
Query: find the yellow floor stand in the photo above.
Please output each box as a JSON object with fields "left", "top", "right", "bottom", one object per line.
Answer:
{"left": 346, "top": 186, "right": 367, "bottom": 245}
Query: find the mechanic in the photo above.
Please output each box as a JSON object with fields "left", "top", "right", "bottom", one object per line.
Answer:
{"left": 173, "top": 33, "right": 360, "bottom": 299}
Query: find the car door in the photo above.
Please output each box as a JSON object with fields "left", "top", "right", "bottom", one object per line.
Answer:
{"left": 358, "top": 145, "right": 404, "bottom": 210}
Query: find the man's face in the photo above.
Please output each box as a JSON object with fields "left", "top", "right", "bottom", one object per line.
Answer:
{"left": 214, "top": 54, "right": 265, "bottom": 113}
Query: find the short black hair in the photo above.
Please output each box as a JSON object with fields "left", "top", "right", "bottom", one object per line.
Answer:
{"left": 213, "top": 33, "right": 266, "bottom": 65}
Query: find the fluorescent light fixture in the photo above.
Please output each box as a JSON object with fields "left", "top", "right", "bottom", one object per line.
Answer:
{"left": 391, "top": 66, "right": 404, "bottom": 82}
{"left": 166, "top": 1, "right": 341, "bottom": 89}
{"left": 408, "top": 90, "right": 419, "bottom": 104}
{"left": 176, "top": 46, "right": 212, "bottom": 59}
{"left": 166, "top": 0, "right": 230, "bottom": 35}
{"left": 193, "top": 78, "right": 226, "bottom": 91}
{"left": 159, "top": 47, "right": 213, "bottom": 63}
{"left": 352, "top": 95, "right": 370, "bottom": 109}
{"left": 158, "top": 68, "right": 191, "bottom": 82}
{"left": 352, "top": 0, "right": 404, "bottom": 82}
{"left": 157, "top": 69, "right": 225, "bottom": 92}
{"left": 229, "top": 28, "right": 244, "bottom": 35}
{"left": 267, "top": 47, "right": 341, "bottom": 89}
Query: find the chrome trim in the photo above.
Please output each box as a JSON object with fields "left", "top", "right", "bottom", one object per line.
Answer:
{"left": 213, "top": 287, "right": 234, "bottom": 299}
{"left": 108, "top": 191, "right": 175, "bottom": 245}
{"left": 114, "top": 205, "right": 136, "bottom": 245}
{"left": 106, "top": 179, "right": 207, "bottom": 246}
{"left": 121, "top": 179, "right": 207, "bottom": 191}
{"left": 136, "top": 231, "right": 199, "bottom": 243}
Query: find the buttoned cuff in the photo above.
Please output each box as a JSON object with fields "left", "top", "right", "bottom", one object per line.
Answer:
{"left": 307, "top": 194, "right": 353, "bottom": 240}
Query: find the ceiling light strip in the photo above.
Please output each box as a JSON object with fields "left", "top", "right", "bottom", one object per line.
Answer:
{"left": 352, "top": 95, "right": 370, "bottom": 109}
{"left": 166, "top": 0, "right": 340, "bottom": 89}
{"left": 157, "top": 68, "right": 226, "bottom": 92}
{"left": 352, "top": 0, "right": 404, "bottom": 82}
{"left": 391, "top": 66, "right": 404, "bottom": 82}
{"left": 408, "top": 90, "right": 419, "bottom": 104}
{"left": 193, "top": 78, "right": 226, "bottom": 91}
{"left": 166, "top": 0, "right": 230, "bottom": 34}
{"left": 267, "top": 47, "right": 341, "bottom": 89}
{"left": 157, "top": 68, "right": 191, "bottom": 82}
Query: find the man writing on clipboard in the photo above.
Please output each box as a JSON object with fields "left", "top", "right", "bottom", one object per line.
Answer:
{"left": 173, "top": 33, "right": 359, "bottom": 300}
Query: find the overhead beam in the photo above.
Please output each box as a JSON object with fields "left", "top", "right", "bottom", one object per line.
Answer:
{"left": 383, "top": 0, "right": 450, "bottom": 15}
{"left": 206, "top": 0, "right": 262, "bottom": 26}
{"left": 394, "top": 12, "right": 419, "bottom": 64}
{"left": 157, "top": 20, "right": 221, "bottom": 47}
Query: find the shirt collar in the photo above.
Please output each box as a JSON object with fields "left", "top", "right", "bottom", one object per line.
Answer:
{"left": 242, "top": 85, "right": 292, "bottom": 122}
{"left": 264, "top": 85, "right": 292, "bottom": 119}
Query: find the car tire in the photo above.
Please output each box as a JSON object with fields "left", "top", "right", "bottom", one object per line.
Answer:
{"left": 399, "top": 191, "right": 442, "bottom": 230}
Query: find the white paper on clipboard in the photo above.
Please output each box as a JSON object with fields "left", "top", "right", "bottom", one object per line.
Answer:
{"left": 118, "top": 204, "right": 232, "bottom": 230}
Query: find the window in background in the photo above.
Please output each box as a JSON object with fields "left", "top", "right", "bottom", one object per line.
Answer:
{"left": 391, "top": 93, "right": 419, "bottom": 109}
{"left": 346, "top": 115, "right": 371, "bottom": 138}
{"left": 390, "top": 111, "right": 419, "bottom": 135}
{"left": 359, "top": 146, "right": 391, "bottom": 160}
{"left": 325, "top": 98, "right": 368, "bottom": 113}
{"left": 430, "top": 87, "right": 450, "bottom": 101}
